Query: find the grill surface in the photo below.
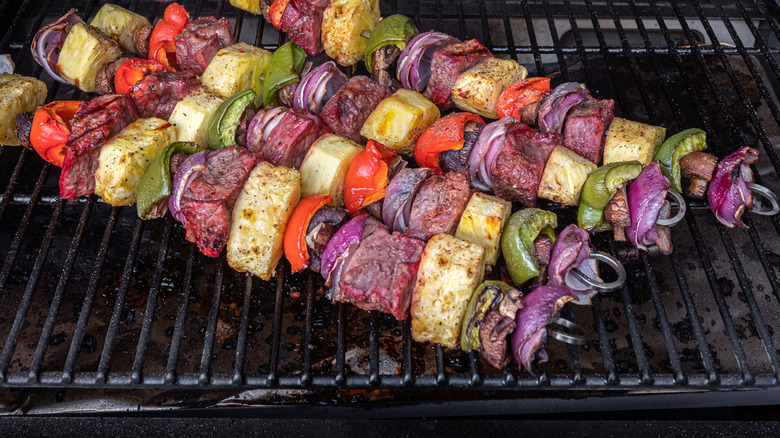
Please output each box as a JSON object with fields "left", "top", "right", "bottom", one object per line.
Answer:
{"left": 2, "top": 0, "right": 780, "bottom": 404}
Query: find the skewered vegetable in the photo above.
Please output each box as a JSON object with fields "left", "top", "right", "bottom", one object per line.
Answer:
{"left": 411, "top": 233, "right": 487, "bottom": 348}
{"left": 168, "top": 86, "right": 225, "bottom": 146}
{"left": 260, "top": 41, "right": 305, "bottom": 106}
{"left": 424, "top": 39, "right": 493, "bottom": 111}
{"left": 320, "top": 214, "right": 372, "bottom": 287}
{"left": 451, "top": 58, "right": 528, "bottom": 119}
{"left": 537, "top": 82, "right": 589, "bottom": 134}
{"left": 114, "top": 58, "right": 166, "bottom": 94}
{"left": 455, "top": 192, "right": 511, "bottom": 266}
{"left": 0, "top": 74, "right": 47, "bottom": 146}
{"left": 31, "top": 9, "right": 85, "bottom": 85}
{"left": 653, "top": 128, "right": 706, "bottom": 192}
{"left": 94, "top": 117, "right": 177, "bottom": 206}
{"left": 709, "top": 147, "right": 758, "bottom": 228}
{"left": 293, "top": 61, "right": 348, "bottom": 115}
{"left": 207, "top": 89, "right": 256, "bottom": 149}
{"left": 496, "top": 77, "right": 550, "bottom": 121}
{"left": 501, "top": 208, "right": 557, "bottom": 286}
{"left": 202, "top": 43, "right": 272, "bottom": 100}
{"left": 397, "top": 31, "right": 459, "bottom": 92}
{"left": 512, "top": 284, "right": 574, "bottom": 372}
{"left": 365, "top": 15, "right": 418, "bottom": 69}
{"left": 28, "top": 101, "right": 80, "bottom": 166}
{"left": 90, "top": 3, "right": 151, "bottom": 53}
{"left": 227, "top": 161, "right": 301, "bottom": 280}
{"left": 537, "top": 145, "right": 598, "bottom": 206}
{"left": 577, "top": 161, "right": 643, "bottom": 232}
{"left": 148, "top": 2, "right": 189, "bottom": 70}
{"left": 284, "top": 194, "right": 333, "bottom": 273}
{"left": 322, "top": 0, "right": 381, "bottom": 66}
{"left": 229, "top": 0, "right": 262, "bottom": 15}
{"left": 344, "top": 140, "right": 395, "bottom": 214}
{"left": 680, "top": 151, "right": 718, "bottom": 198}
{"left": 382, "top": 167, "right": 432, "bottom": 233}
{"left": 461, "top": 281, "right": 522, "bottom": 368}
{"left": 56, "top": 23, "right": 122, "bottom": 92}
{"left": 603, "top": 117, "right": 666, "bottom": 166}
{"left": 625, "top": 161, "right": 672, "bottom": 252}
{"left": 137, "top": 141, "right": 205, "bottom": 219}
{"left": 300, "top": 134, "right": 364, "bottom": 207}
{"left": 360, "top": 88, "right": 440, "bottom": 155}
{"left": 415, "top": 112, "right": 484, "bottom": 173}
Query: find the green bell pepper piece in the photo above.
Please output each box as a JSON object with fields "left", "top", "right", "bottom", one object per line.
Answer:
{"left": 207, "top": 88, "right": 256, "bottom": 150}
{"left": 136, "top": 141, "right": 205, "bottom": 220}
{"left": 461, "top": 281, "right": 515, "bottom": 351}
{"left": 501, "top": 208, "right": 558, "bottom": 287}
{"left": 364, "top": 15, "right": 419, "bottom": 70}
{"left": 577, "top": 161, "right": 642, "bottom": 232}
{"left": 653, "top": 128, "right": 706, "bottom": 192}
{"left": 262, "top": 41, "right": 306, "bottom": 106}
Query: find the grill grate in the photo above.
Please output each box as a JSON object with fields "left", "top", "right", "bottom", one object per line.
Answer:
{"left": 2, "top": 0, "right": 780, "bottom": 397}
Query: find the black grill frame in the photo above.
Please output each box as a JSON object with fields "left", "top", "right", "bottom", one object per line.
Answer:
{"left": 1, "top": 0, "right": 780, "bottom": 401}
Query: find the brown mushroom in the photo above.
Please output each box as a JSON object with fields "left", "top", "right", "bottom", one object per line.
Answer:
{"left": 653, "top": 201, "right": 673, "bottom": 255}
{"left": 14, "top": 112, "right": 34, "bottom": 150}
{"left": 94, "top": 56, "right": 129, "bottom": 95}
{"left": 604, "top": 183, "right": 630, "bottom": 241}
{"left": 680, "top": 151, "right": 718, "bottom": 198}
{"left": 134, "top": 24, "right": 152, "bottom": 59}
{"left": 371, "top": 44, "right": 403, "bottom": 90}
{"left": 527, "top": 234, "right": 553, "bottom": 290}
{"left": 479, "top": 309, "right": 516, "bottom": 369}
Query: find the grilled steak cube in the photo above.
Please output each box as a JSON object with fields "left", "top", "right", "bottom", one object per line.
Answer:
{"left": 335, "top": 227, "right": 425, "bottom": 320}
{"left": 563, "top": 97, "right": 615, "bottom": 164}
{"left": 405, "top": 170, "right": 471, "bottom": 241}
{"left": 130, "top": 70, "right": 200, "bottom": 119}
{"left": 175, "top": 17, "right": 235, "bottom": 75}
{"left": 260, "top": 108, "right": 329, "bottom": 169}
{"left": 423, "top": 39, "right": 493, "bottom": 111}
{"left": 280, "top": 0, "right": 330, "bottom": 55}
{"left": 490, "top": 122, "right": 561, "bottom": 207}
{"left": 320, "top": 76, "right": 392, "bottom": 144}
{"left": 180, "top": 147, "right": 260, "bottom": 258}
{"left": 60, "top": 94, "right": 139, "bottom": 199}
{"left": 411, "top": 233, "right": 486, "bottom": 347}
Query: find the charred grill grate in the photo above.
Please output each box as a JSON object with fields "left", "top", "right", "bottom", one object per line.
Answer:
{"left": 1, "top": 0, "right": 780, "bottom": 397}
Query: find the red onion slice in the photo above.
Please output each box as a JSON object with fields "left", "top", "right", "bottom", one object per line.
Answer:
{"left": 511, "top": 285, "right": 575, "bottom": 372}
{"left": 708, "top": 147, "right": 760, "bottom": 228}
{"left": 397, "top": 31, "right": 458, "bottom": 92}
{"left": 626, "top": 161, "right": 669, "bottom": 250}
{"left": 382, "top": 167, "right": 432, "bottom": 233}
{"left": 467, "top": 116, "right": 516, "bottom": 191}
{"left": 31, "top": 9, "right": 84, "bottom": 84}
{"left": 538, "top": 82, "right": 589, "bottom": 134}
{"left": 293, "top": 61, "right": 347, "bottom": 114}
{"left": 320, "top": 214, "right": 370, "bottom": 282}
{"left": 169, "top": 151, "right": 207, "bottom": 222}
{"left": 247, "top": 106, "right": 288, "bottom": 153}
{"left": 0, "top": 54, "right": 14, "bottom": 74}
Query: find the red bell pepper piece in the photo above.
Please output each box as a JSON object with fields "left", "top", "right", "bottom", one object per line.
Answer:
{"left": 29, "top": 100, "right": 81, "bottom": 167}
{"left": 344, "top": 141, "right": 395, "bottom": 215}
{"left": 414, "top": 112, "right": 485, "bottom": 173}
{"left": 114, "top": 58, "right": 166, "bottom": 94}
{"left": 284, "top": 193, "right": 332, "bottom": 273}
{"left": 496, "top": 77, "right": 551, "bottom": 120}
{"left": 268, "top": 0, "right": 291, "bottom": 29}
{"left": 149, "top": 2, "right": 189, "bottom": 71}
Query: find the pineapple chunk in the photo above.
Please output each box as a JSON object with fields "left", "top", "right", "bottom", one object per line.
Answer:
{"left": 229, "top": 0, "right": 262, "bottom": 15}
{"left": 300, "top": 134, "right": 364, "bottom": 207}
{"left": 0, "top": 73, "right": 46, "bottom": 146}
{"left": 451, "top": 58, "right": 528, "bottom": 119}
{"left": 411, "top": 233, "right": 486, "bottom": 348}
{"left": 94, "top": 117, "right": 176, "bottom": 206}
{"left": 90, "top": 3, "right": 150, "bottom": 53}
{"left": 57, "top": 23, "right": 121, "bottom": 93}
{"left": 455, "top": 193, "right": 511, "bottom": 266}
{"left": 360, "top": 89, "right": 440, "bottom": 155}
{"left": 201, "top": 43, "right": 272, "bottom": 99}
{"left": 227, "top": 162, "right": 301, "bottom": 280}
{"left": 168, "top": 87, "right": 225, "bottom": 146}
{"left": 538, "top": 145, "right": 598, "bottom": 206}
{"left": 322, "top": 0, "right": 381, "bottom": 66}
{"left": 603, "top": 117, "right": 666, "bottom": 166}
